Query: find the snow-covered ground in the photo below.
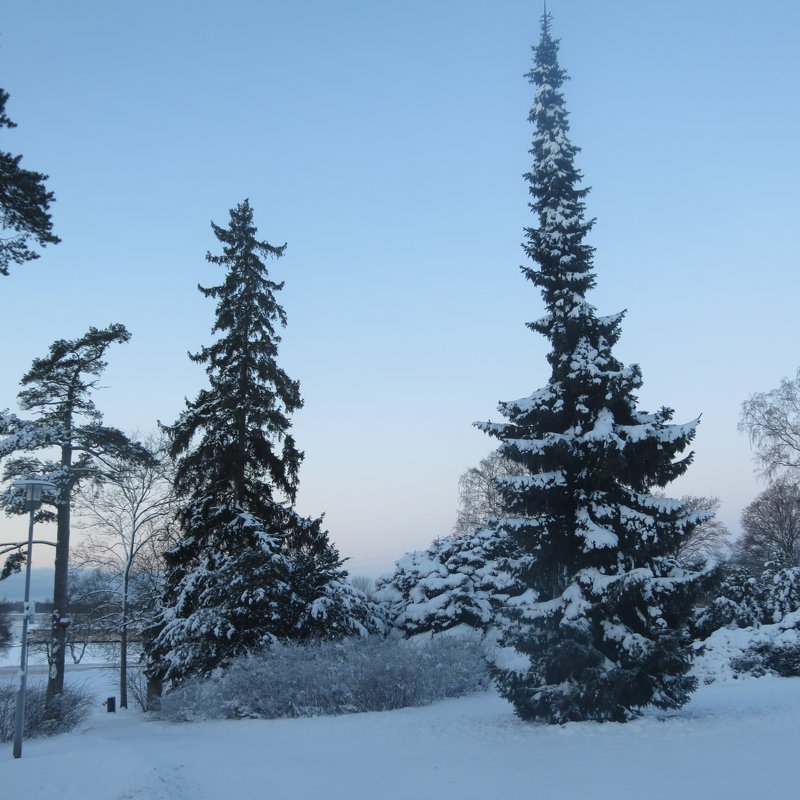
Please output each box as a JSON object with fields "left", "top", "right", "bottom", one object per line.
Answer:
{"left": 1, "top": 658, "right": 797, "bottom": 800}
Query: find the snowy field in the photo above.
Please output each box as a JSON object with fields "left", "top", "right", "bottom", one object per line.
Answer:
{"left": 1, "top": 658, "right": 797, "bottom": 800}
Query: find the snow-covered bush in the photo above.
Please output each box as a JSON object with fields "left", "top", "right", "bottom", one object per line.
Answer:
{"left": 692, "top": 610, "right": 800, "bottom": 683}
{"left": 759, "top": 643, "right": 800, "bottom": 676}
{"left": 690, "top": 565, "right": 800, "bottom": 683}
{"left": 374, "top": 527, "right": 521, "bottom": 638}
{"left": 158, "top": 635, "right": 490, "bottom": 722}
{"left": 693, "top": 565, "right": 800, "bottom": 641}
{"left": 0, "top": 681, "right": 92, "bottom": 741}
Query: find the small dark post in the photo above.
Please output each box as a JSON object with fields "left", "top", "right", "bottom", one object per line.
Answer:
{"left": 106, "top": 696, "right": 116, "bottom": 713}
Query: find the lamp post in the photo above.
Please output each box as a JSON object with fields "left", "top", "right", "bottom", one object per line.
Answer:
{"left": 10, "top": 477, "right": 56, "bottom": 760}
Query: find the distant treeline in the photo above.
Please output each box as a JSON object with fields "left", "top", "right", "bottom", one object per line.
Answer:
{"left": 2, "top": 601, "right": 53, "bottom": 613}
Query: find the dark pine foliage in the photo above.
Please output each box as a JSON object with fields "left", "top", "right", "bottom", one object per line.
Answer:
{"left": 476, "top": 14, "right": 712, "bottom": 723}
{"left": 145, "top": 201, "right": 382, "bottom": 691}
{"left": 0, "top": 88, "right": 59, "bottom": 276}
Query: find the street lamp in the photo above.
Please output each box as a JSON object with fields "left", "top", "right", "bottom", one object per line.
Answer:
{"left": 10, "top": 477, "right": 56, "bottom": 760}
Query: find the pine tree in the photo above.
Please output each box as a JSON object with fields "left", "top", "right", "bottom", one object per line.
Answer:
{"left": 476, "top": 13, "right": 711, "bottom": 723}
{"left": 0, "top": 324, "right": 146, "bottom": 711}
{"left": 146, "top": 200, "right": 383, "bottom": 691}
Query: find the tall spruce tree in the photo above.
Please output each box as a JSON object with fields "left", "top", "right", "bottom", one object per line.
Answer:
{"left": 146, "top": 201, "right": 382, "bottom": 692}
{"left": 476, "top": 14, "right": 711, "bottom": 723}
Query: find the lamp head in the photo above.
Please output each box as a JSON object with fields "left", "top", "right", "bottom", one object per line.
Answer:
{"left": 10, "top": 478, "right": 58, "bottom": 511}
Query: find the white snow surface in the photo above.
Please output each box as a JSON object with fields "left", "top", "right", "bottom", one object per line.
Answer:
{"left": 2, "top": 661, "right": 799, "bottom": 799}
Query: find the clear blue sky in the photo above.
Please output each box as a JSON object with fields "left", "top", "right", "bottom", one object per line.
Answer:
{"left": 1, "top": 1, "right": 798, "bottom": 580}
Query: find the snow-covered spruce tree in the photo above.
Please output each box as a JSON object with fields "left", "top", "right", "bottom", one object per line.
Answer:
{"left": 476, "top": 14, "right": 712, "bottom": 723}
{"left": 145, "top": 201, "right": 383, "bottom": 692}
{"left": 374, "top": 527, "right": 523, "bottom": 639}
{"left": 762, "top": 566, "right": 800, "bottom": 623}
{"left": 691, "top": 565, "right": 764, "bottom": 640}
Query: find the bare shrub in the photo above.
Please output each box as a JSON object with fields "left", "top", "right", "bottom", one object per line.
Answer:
{"left": 125, "top": 665, "right": 155, "bottom": 712}
{"left": 159, "top": 635, "right": 490, "bottom": 722}
{"left": 0, "top": 681, "right": 93, "bottom": 741}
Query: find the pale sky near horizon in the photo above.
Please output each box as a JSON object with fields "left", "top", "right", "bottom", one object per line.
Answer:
{"left": 1, "top": 0, "right": 799, "bottom": 584}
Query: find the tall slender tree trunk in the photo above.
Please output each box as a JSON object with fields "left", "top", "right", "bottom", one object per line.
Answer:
{"left": 120, "top": 625, "right": 128, "bottom": 709}
{"left": 120, "top": 566, "right": 129, "bottom": 709}
{"left": 46, "top": 496, "right": 71, "bottom": 712}
{"left": 46, "top": 440, "right": 72, "bottom": 715}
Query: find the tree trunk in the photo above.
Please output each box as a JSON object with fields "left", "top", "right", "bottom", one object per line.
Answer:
{"left": 120, "top": 625, "right": 128, "bottom": 709}
{"left": 120, "top": 568, "right": 129, "bottom": 709}
{"left": 46, "top": 440, "right": 72, "bottom": 717}
{"left": 46, "top": 498, "right": 71, "bottom": 714}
